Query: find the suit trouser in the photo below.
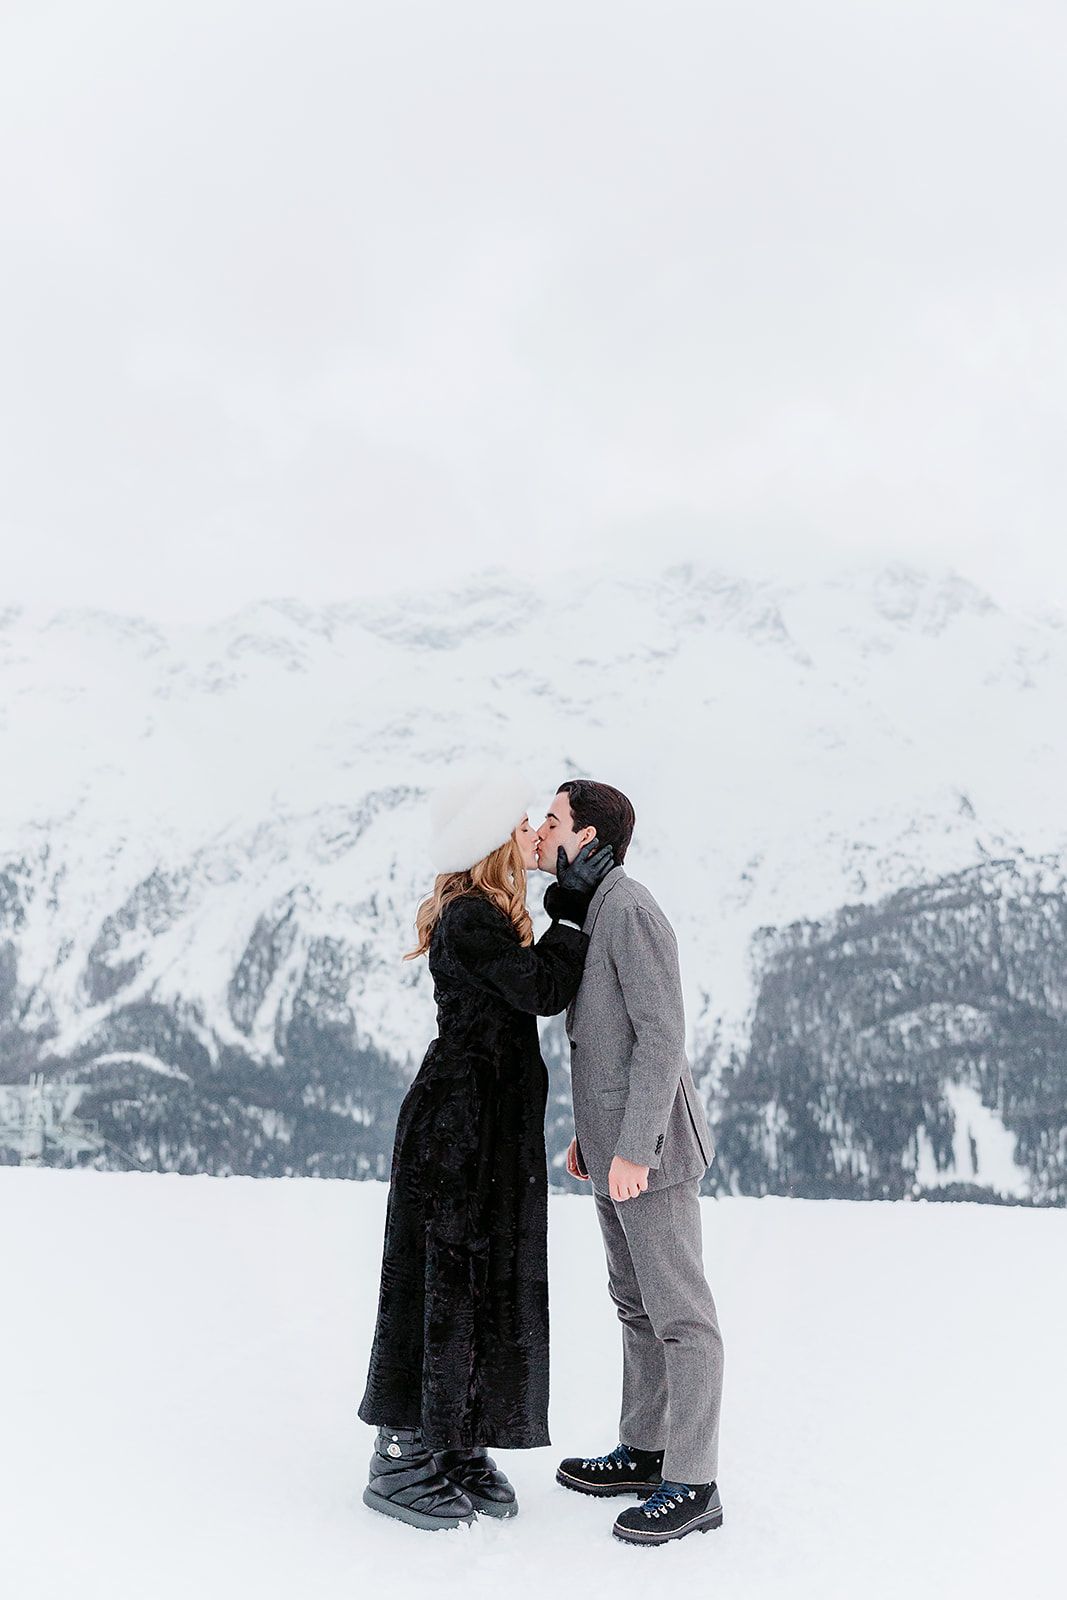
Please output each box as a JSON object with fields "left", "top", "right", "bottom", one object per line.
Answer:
{"left": 593, "top": 1179, "right": 724, "bottom": 1485}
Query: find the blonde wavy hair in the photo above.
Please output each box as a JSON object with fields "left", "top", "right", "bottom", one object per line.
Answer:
{"left": 404, "top": 833, "right": 533, "bottom": 959}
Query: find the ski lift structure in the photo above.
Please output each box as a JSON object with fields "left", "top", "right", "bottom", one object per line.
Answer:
{"left": 0, "top": 1073, "right": 147, "bottom": 1170}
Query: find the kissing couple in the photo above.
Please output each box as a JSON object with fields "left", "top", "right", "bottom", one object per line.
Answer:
{"left": 357, "top": 772, "right": 725, "bottom": 1547}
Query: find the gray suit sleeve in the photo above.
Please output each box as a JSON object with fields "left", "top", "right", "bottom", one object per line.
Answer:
{"left": 611, "top": 902, "right": 687, "bottom": 1169}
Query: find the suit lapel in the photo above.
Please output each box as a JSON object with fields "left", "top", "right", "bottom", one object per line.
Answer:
{"left": 582, "top": 864, "right": 627, "bottom": 937}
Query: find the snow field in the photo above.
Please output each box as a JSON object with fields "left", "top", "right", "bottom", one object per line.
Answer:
{"left": 1, "top": 1170, "right": 1060, "bottom": 1599}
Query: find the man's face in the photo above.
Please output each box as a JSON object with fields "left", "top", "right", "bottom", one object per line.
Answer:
{"left": 534, "top": 790, "right": 597, "bottom": 877}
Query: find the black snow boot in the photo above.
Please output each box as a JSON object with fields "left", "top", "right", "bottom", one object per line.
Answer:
{"left": 612, "top": 1479, "right": 724, "bottom": 1545}
{"left": 363, "top": 1426, "right": 477, "bottom": 1531}
{"left": 556, "top": 1442, "right": 664, "bottom": 1497}
{"left": 433, "top": 1446, "right": 518, "bottom": 1518}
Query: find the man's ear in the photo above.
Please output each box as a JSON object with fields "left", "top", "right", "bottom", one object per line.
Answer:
{"left": 577, "top": 825, "right": 598, "bottom": 849}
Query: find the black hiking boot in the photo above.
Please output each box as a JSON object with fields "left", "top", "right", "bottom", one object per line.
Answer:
{"left": 433, "top": 1446, "right": 518, "bottom": 1518}
{"left": 612, "top": 1479, "right": 724, "bottom": 1544}
{"left": 363, "top": 1426, "right": 477, "bottom": 1531}
{"left": 556, "top": 1442, "right": 664, "bottom": 1497}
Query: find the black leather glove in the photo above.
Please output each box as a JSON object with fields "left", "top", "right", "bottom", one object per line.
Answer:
{"left": 543, "top": 838, "right": 615, "bottom": 925}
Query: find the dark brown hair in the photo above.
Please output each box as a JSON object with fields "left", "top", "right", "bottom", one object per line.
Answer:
{"left": 557, "top": 779, "right": 636, "bottom": 865}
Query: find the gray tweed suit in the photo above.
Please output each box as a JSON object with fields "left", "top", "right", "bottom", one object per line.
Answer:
{"left": 565, "top": 864, "right": 724, "bottom": 1485}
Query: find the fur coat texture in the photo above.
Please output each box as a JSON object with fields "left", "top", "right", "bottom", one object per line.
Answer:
{"left": 357, "top": 890, "right": 588, "bottom": 1449}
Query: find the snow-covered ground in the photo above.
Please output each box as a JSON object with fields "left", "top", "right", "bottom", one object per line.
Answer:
{"left": 3, "top": 1170, "right": 1060, "bottom": 1599}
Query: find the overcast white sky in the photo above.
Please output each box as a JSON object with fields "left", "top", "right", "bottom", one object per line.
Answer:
{"left": 2, "top": 0, "right": 1065, "bottom": 622}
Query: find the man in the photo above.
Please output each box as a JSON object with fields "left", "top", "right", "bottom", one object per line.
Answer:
{"left": 536, "top": 779, "right": 725, "bottom": 1547}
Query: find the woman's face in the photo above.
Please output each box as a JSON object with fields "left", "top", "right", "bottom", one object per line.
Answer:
{"left": 513, "top": 816, "right": 541, "bottom": 873}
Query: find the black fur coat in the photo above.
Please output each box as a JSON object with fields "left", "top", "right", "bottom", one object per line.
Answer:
{"left": 357, "top": 890, "right": 588, "bottom": 1449}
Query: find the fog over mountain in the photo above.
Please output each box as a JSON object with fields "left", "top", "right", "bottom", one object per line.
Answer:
{"left": 1, "top": 560, "right": 1064, "bottom": 1202}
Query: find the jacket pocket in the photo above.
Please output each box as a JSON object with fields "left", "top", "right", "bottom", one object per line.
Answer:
{"left": 596, "top": 1087, "right": 629, "bottom": 1110}
{"left": 679, "top": 1076, "right": 713, "bottom": 1160}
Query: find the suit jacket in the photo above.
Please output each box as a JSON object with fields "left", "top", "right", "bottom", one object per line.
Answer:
{"left": 565, "top": 864, "right": 715, "bottom": 1195}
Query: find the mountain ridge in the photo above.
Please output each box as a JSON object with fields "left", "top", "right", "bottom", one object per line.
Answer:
{"left": 1, "top": 558, "right": 1064, "bottom": 1198}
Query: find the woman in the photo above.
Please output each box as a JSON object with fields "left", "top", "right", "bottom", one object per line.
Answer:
{"left": 357, "top": 769, "right": 614, "bottom": 1531}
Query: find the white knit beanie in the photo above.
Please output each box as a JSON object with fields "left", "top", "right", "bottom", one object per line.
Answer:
{"left": 427, "top": 765, "right": 539, "bottom": 875}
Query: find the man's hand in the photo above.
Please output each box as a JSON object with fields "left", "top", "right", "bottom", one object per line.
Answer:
{"left": 566, "top": 1136, "right": 590, "bottom": 1181}
{"left": 609, "top": 1154, "right": 650, "bottom": 1203}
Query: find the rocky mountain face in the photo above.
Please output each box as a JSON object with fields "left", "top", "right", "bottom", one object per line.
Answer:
{"left": 706, "top": 859, "right": 1067, "bottom": 1204}
{"left": 0, "top": 562, "right": 1064, "bottom": 1202}
{"left": 0, "top": 852, "right": 410, "bottom": 1179}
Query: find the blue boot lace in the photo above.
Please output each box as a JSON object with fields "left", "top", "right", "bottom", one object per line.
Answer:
{"left": 581, "top": 1444, "right": 634, "bottom": 1472}
{"left": 640, "top": 1481, "right": 694, "bottom": 1517}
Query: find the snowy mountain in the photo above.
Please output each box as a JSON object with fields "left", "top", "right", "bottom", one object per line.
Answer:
{"left": 1, "top": 561, "right": 1065, "bottom": 1200}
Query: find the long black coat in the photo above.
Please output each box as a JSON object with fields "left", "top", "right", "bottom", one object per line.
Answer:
{"left": 357, "top": 890, "right": 588, "bottom": 1449}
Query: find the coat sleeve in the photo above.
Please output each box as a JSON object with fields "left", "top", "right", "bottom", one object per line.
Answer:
{"left": 444, "top": 894, "right": 589, "bottom": 1015}
{"left": 610, "top": 902, "right": 688, "bottom": 1169}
